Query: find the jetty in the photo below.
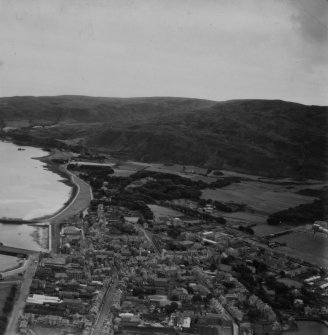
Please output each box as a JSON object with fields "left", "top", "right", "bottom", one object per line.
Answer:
{"left": 0, "top": 245, "right": 36, "bottom": 257}
{"left": 0, "top": 219, "right": 38, "bottom": 225}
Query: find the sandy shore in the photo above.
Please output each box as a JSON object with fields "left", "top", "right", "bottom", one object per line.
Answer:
{"left": 31, "top": 153, "right": 79, "bottom": 221}
{"left": 32, "top": 151, "right": 92, "bottom": 252}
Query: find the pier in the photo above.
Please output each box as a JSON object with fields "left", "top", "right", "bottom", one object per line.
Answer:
{"left": 0, "top": 245, "right": 36, "bottom": 257}
{"left": 265, "top": 228, "right": 296, "bottom": 239}
{"left": 0, "top": 219, "right": 38, "bottom": 225}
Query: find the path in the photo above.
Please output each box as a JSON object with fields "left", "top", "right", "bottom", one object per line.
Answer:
{"left": 135, "top": 224, "right": 160, "bottom": 255}
{"left": 92, "top": 277, "right": 118, "bottom": 335}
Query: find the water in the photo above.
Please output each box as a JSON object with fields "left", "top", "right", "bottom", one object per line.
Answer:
{"left": 0, "top": 141, "right": 71, "bottom": 252}
{"left": 0, "top": 141, "right": 71, "bottom": 220}
{"left": 0, "top": 254, "right": 22, "bottom": 272}
{"left": 0, "top": 223, "right": 48, "bottom": 251}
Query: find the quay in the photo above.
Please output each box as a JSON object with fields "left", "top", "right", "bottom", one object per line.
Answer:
{"left": 265, "top": 228, "right": 296, "bottom": 239}
{"left": 0, "top": 219, "right": 38, "bottom": 224}
{"left": 0, "top": 245, "right": 36, "bottom": 257}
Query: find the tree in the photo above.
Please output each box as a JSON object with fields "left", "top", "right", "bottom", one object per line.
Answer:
{"left": 165, "top": 302, "right": 178, "bottom": 315}
{"left": 171, "top": 294, "right": 179, "bottom": 301}
{"left": 192, "top": 294, "right": 202, "bottom": 304}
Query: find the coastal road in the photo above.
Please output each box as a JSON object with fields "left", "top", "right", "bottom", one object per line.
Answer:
{"left": 92, "top": 278, "right": 118, "bottom": 335}
{"left": 6, "top": 253, "right": 39, "bottom": 335}
{"left": 48, "top": 167, "right": 93, "bottom": 252}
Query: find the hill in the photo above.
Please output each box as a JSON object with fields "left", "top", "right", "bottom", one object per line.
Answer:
{"left": 0, "top": 96, "right": 327, "bottom": 179}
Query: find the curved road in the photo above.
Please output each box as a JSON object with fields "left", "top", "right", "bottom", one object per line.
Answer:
{"left": 48, "top": 167, "right": 93, "bottom": 252}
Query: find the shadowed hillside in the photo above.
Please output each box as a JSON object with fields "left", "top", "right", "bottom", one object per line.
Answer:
{"left": 0, "top": 96, "right": 327, "bottom": 179}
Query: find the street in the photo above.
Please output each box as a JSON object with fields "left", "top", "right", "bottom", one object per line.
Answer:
{"left": 6, "top": 253, "right": 39, "bottom": 335}
{"left": 92, "top": 277, "right": 118, "bottom": 335}
{"left": 135, "top": 224, "right": 160, "bottom": 255}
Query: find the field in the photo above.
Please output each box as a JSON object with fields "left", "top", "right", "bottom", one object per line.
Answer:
{"left": 201, "top": 181, "right": 317, "bottom": 215}
{"left": 275, "top": 230, "right": 328, "bottom": 267}
{"left": 148, "top": 204, "right": 184, "bottom": 221}
{"left": 4, "top": 120, "right": 30, "bottom": 128}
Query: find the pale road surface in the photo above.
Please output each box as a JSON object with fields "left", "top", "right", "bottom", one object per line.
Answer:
{"left": 92, "top": 279, "right": 118, "bottom": 335}
{"left": 6, "top": 253, "right": 39, "bottom": 335}
{"left": 135, "top": 224, "right": 160, "bottom": 255}
{"left": 49, "top": 167, "right": 93, "bottom": 252}
{"left": 0, "top": 280, "right": 21, "bottom": 285}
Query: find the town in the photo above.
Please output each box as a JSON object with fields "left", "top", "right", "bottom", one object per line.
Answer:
{"left": 8, "top": 155, "right": 328, "bottom": 335}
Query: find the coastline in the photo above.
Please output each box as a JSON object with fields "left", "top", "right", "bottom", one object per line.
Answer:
{"left": 0, "top": 258, "right": 24, "bottom": 274}
{"left": 0, "top": 139, "right": 78, "bottom": 223}
{"left": 31, "top": 153, "right": 79, "bottom": 222}
{"left": 0, "top": 140, "right": 92, "bottom": 253}
{"left": 31, "top": 152, "right": 92, "bottom": 252}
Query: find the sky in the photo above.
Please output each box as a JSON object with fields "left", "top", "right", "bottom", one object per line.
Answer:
{"left": 0, "top": 0, "right": 327, "bottom": 105}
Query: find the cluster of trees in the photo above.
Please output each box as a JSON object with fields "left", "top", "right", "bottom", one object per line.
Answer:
{"left": 267, "top": 198, "right": 327, "bottom": 225}
{"left": 128, "top": 171, "right": 207, "bottom": 201}
{"left": 0, "top": 285, "right": 18, "bottom": 334}
{"left": 82, "top": 169, "right": 243, "bottom": 206}
{"left": 68, "top": 164, "right": 114, "bottom": 189}
{"left": 297, "top": 187, "right": 327, "bottom": 198}
{"left": 0, "top": 315, "right": 8, "bottom": 335}
{"left": 238, "top": 225, "right": 254, "bottom": 235}
{"left": 125, "top": 171, "right": 242, "bottom": 200}
{"left": 207, "top": 176, "right": 243, "bottom": 189}
{"left": 199, "top": 198, "right": 246, "bottom": 213}
{"left": 268, "top": 187, "right": 327, "bottom": 226}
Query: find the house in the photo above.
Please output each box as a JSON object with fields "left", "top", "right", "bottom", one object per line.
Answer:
{"left": 171, "top": 288, "right": 190, "bottom": 302}
{"left": 118, "top": 326, "right": 179, "bottom": 335}
{"left": 26, "top": 294, "right": 62, "bottom": 305}
{"left": 42, "top": 256, "right": 67, "bottom": 268}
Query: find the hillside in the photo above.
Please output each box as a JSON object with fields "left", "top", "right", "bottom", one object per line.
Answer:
{"left": 0, "top": 96, "right": 327, "bottom": 179}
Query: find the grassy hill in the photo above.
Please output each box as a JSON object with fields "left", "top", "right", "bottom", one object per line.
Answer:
{"left": 0, "top": 96, "right": 327, "bottom": 179}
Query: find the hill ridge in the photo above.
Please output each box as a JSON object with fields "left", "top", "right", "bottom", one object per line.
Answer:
{"left": 0, "top": 96, "right": 327, "bottom": 179}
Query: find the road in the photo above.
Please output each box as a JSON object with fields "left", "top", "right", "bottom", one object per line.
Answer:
{"left": 135, "top": 224, "right": 160, "bottom": 255}
{"left": 6, "top": 253, "right": 39, "bottom": 335}
{"left": 49, "top": 167, "right": 93, "bottom": 252}
{"left": 0, "top": 280, "right": 21, "bottom": 285}
{"left": 92, "top": 278, "right": 118, "bottom": 335}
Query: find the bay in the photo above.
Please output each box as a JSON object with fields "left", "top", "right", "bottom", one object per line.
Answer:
{"left": 0, "top": 141, "right": 71, "bottom": 220}
{"left": 0, "top": 141, "right": 72, "bottom": 254}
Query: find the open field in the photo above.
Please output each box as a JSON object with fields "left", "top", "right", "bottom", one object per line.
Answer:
{"left": 148, "top": 204, "right": 184, "bottom": 221}
{"left": 275, "top": 230, "right": 328, "bottom": 267}
{"left": 4, "top": 120, "right": 30, "bottom": 128}
{"left": 201, "top": 181, "right": 317, "bottom": 215}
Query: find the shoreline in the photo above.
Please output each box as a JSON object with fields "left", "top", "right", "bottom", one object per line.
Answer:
{"left": 0, "top": 140, "right": 92, "bottom": 252}
{"left": 32, "top": 152, "right": 92, "bottom": 252}
{"left": 0, "top": 259, "right": 24, "bottom": 274}
{"left": 0, "top": 139, "right": 78, "bottom": 223}
{"left": 30, "top": 153, "right": 79, "bottom": 222}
